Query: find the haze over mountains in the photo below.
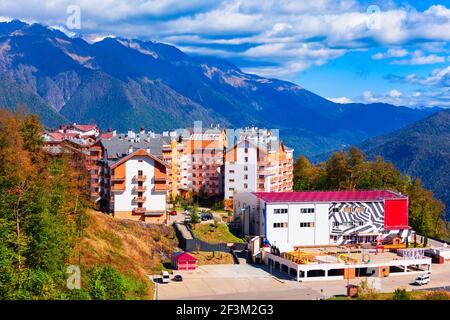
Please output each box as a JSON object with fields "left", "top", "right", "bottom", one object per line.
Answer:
{"left": 0, "top": 20, "right": 440, "bottom": 157}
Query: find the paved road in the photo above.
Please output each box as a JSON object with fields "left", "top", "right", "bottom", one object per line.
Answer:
{"left": 157, "top": 263, "right": 450, "bottom": 300}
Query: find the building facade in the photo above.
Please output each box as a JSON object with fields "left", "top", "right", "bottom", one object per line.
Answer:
{"left": 233, "top": 190, "right": 411, "bottom": 252}
{"left": 224, "top": 128, "right": 294, "bottom": 208}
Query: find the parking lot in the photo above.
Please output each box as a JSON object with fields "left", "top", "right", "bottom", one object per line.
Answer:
{"left": 156, "top": 262, "right": 450, "bottom": 300}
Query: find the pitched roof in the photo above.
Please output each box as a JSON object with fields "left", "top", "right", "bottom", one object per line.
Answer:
{"left": 110, "top": 148, "right": 168, "bottom": 169}
{"left": 173, "top": 252, "right": 197, "bottom": 261}
{"left": 73, "top": 124, "right": 98, "bottom": 132}
{"left": 253, "top": 190, "right": 406, "bottom": 203}
{"left": 46, "top": 132, "right": 64, "bottom": 141}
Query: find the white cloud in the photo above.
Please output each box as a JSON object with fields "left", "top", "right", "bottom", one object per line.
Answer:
{"left": 359, "top": 87, "right": 450, "bottom": 108}
{"left": 1, "top": 1, "right": 450, "bottom": 79}
{"left": 393, "top": 65, "right": 450, "bottom": 86}
{"left": 389, "top": 89, "right": 402, "bottom": 98}
{"left": 327, "top": 96, "right": 353, "bottom": 103}
{"left": 391, "top": 51, "right": 446, "bottom": 65}
{"left": 372, "top": 48, "right": 408, "bottom": 60}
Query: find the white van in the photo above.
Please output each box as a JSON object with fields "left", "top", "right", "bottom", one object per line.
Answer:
{"left": 414, "top": 274, "right": 430, "bottom": 286}
{"left": 161, "top": 271, "right": 170, "bottom": 284}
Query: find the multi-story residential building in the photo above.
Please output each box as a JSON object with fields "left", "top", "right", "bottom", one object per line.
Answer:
{"left": 58, "top": 123, "right": 100, "bottom": 138}
{"left": 88, "top": 126, "right": 294, "bottom": 221}
{"left": 224, "top": 128, "right": 294, "bottom": 208}
{"left": 104, "top": 148, "right": 169, "bottom": 222}
{"left": 233, "top": 190, "right": 411, "bottom": 252}
{"left": 177, "top": 126, "right": 227, "bottom": 197}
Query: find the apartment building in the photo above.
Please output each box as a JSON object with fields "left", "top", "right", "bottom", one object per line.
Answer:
{"left": 233, "top": 190, "right": 411, "bottom": 252}
{"left": 224, "top": 128, "right": 294, "bottom": 208}
{"left": 177, "top": 126, "right": 227, "bottom": 197}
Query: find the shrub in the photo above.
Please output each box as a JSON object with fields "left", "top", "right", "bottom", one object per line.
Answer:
{"left": 424, "top": 291, "right": 450, "bottom": 300}
{"left": 87, "top": 266, "right": 127, "bottom": 300}
{"left": 356, "top": 279, "right": 379, "bottom": 300}
{"left": 393, "top": 288, "right": 411, "bottom": 300}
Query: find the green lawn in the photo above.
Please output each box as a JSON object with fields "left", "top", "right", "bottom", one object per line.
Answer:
{"left": 191, "top": 223, "right": 245, "bottom": 244}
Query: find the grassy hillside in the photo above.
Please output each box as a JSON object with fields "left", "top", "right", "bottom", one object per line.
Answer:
{"left": 70, "top": 210, "right": 178, "bottom": 299}
{"left": 191, "top": 223, "right": 245, "bottom": 244}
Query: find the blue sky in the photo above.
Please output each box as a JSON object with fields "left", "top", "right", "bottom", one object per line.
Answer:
{"left": 0, "top": 0, "right": 449, "bottom": 107}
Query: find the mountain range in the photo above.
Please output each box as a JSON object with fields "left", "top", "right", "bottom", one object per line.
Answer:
{"left": 0, "top": 20, "right": 440, "bottom": 157}
{"left": 360, "top": 109, "right": 450, "bottom": 217}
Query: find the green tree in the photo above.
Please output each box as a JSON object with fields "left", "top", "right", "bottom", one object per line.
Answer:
{"left": 88, "top": 266, "right": 127, "bottom": 300}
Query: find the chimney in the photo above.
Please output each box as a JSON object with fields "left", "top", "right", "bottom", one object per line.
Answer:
{"left": 112, "top": 130, "right": 117, "bottom": 137}
{"left": 140, "top": 127, "right": 145, "bottom": 134}
{"left": 128, "top": 146, "right": 133, "bottom": 154}
{"left": 146, "top": 148, "right": 151, "bottom": 154}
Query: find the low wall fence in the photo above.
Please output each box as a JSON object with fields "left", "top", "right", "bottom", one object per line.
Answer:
{"left": 174, "top": 222, "right": 247, "bottom": 253}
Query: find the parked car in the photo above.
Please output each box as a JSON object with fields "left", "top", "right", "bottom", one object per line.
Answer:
{"left": 414, "top": 274, "right": 430, "bottom": 286}
{"left": 161, "top": 271, "right": 170, "bottom": 284}
{"left": 184, "top": 216, "right": 191, "bottom": 223}
{"left": 201, "top": 213, "right": 213, "bottom": 221}
{"left": 169, "top": 210, "right": 177, "bottom": 216}
{"left": 173, "top": 275, "right": 183, "bottom": 282}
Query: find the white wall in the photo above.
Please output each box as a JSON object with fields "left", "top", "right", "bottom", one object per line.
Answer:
{"left": 113, "top": 155, "right": 166, "bottom": 213}
{"left": 252, "top": 202, "right": 331, "bottom": 252}
{"left": 225, "top": 141, "right": 258, "bottom": 199}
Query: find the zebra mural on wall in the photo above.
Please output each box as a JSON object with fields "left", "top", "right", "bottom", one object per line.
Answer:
{"left": 328, "top": 201, "right": 410, "bottom": 243}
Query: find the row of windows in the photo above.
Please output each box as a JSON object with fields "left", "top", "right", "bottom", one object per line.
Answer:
{"left": 273, "top": 222, "right": 288, "bottom": 228}
{"left": 333, "top": 221, "right": 365, "bottom": 227}
{"left": 300, "top": 222, "right": 315, "bottom": 228}
{"left": 272, "top": 208, "right": 315, "bottom": 214}
{"left": 332, "top": 207, "right": 366, "bottom": 213}
{"left": 273, "top": 222, "right": 315, "bottom": 228}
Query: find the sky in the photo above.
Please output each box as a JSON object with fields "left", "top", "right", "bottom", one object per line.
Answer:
{"left": 0, "top": 0, "right": 449, "bottom": 108}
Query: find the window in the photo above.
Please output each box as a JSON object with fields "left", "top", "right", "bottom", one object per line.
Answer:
{"left": 333, "top": 222, "right": 341, "bottom": 227}
{"left": 274, "top": 208, "right": 288, "bottom": 214}
{"left": 229, "top": 188, "right": 234, "bottom": 191}
{"left": 344, "top": 207, "right": 352, "bottom": 213}
{"left": 138, "top": 170, "right": 143, "bottom": 176}
{"left": 273, "top": 222, "right": 288, "bottom": 228}
{"left": 229, "top": 170, "right": 235, "bottom": 174}
{"left": 244, "top": 166, "right": 248, "bottom": 171}
{"left": 244, "top": 157, "right": 248, "bottom": 162}
{"left": 300, "top": 208, "right": 315, "bottom": 214}
{"left": 245, "top": 148, "right": 248, "bottom": 153}
{"left": 355, "top": 207, "right": 365, "bottom": 213}
{"left": 358, "top": 221, "right": 364, "bottom": 226}
{"left": 229, "top": 179, "right": 235, "bottom": 183}
{"left": 300, "top": 222, "right": 315, "bottom": 228}
{"left": 244, "top": 183, "right": 248, "bottom": 189}
{"left": 138, "top": 160, "right": 143, "bottom": 163}
{"left": 332, "top": 208, "right": 339, "bottom": 213}
{"left": 244, "top": 174, "right": 248, "bottom": 180}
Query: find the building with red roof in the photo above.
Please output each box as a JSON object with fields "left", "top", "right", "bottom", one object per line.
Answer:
{"left": 172, "top": 252, "right": 198, "bottom": 270}
{"left": 233, "top": 190, "right": 411, "bottom": 252}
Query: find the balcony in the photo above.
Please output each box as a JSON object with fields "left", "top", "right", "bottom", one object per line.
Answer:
{"left": 133, "top": 186, "right": 147, "bottom": 192}
{"left": 111, "top": 176, "right": 125, "bottom": 182}
{"left": 134, "top": 196, "right": 146, "bottom": 203}
{"left": 132, "top": 207, "right": 147, "bottom": 214}
{"left": 155, "top": 183, "right": 170, "bottom": 191}
{"left": 154, "top": 176, "right": 166, "bottom": 183}
{"left": 134, "top": 175, "right": 147, "bottom": 182}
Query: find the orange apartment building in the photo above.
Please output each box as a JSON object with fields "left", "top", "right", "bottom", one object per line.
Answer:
{"left": 86, "top": 126, "right": 293, "bottom": 221}
{"left": 177, "top": 126, "right": 227, "bottom": 197}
